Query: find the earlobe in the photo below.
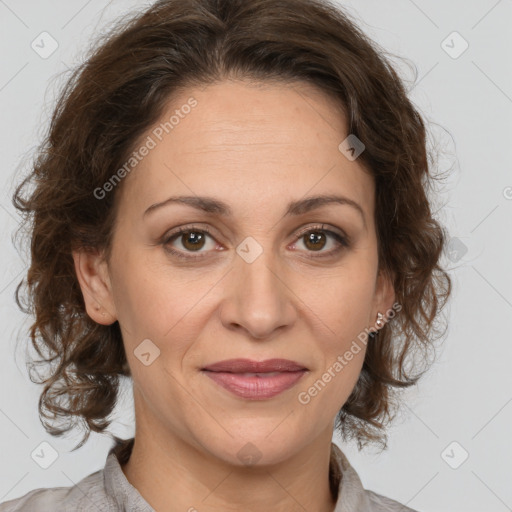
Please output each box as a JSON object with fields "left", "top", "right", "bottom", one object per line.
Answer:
{"left": 72, "top": 249, "right": 117, "bottom": 325}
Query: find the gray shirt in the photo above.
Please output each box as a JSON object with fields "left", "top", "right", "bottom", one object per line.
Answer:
{"left": 0, "top": 438, "right": 418, "bottom": 511}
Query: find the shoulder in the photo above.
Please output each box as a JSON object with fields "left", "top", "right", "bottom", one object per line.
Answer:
{"left": 330, "top": 442, "right": 419, "bottom": 512}
{"left": 0, "top": 487, "right": 71, "bottom": 512}
{"left": 366, "top": 489, "right": 419, "bottom": 512}
{"left": 0, "top": 468, "right": 115, "bottom": 512}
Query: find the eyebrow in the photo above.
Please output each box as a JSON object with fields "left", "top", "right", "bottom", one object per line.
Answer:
{"left": 143, "top": 194, "right": 367, "bottom": 228}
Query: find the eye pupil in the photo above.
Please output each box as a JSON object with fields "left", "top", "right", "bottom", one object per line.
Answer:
{"left": 304, "top": 232, "right": 326, "bottom": 251}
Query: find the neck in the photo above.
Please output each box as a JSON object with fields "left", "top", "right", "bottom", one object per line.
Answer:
{"left": 121, "top": 425, "right": 337, "bottom": 512}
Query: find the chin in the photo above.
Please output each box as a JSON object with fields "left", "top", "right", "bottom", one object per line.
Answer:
{"left": 195, "top": 427, "right": 304, "bottom": 468}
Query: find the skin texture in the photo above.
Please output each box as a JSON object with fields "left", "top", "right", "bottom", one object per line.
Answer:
{"left": 73, "top": 80, "right": 395, "bottom": 512}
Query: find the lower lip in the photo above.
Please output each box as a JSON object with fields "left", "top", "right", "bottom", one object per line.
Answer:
{"left": 202, "top": 370, "right": 307, "bottom": 399}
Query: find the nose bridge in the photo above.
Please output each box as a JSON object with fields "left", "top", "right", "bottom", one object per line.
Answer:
{"left": 221, "top": 235, "right": 295, "bottom": 337}
{"left": 236, "top": 235, "right": 284, "bottom": 306}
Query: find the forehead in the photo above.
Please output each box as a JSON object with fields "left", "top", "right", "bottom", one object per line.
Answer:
{"left": 119, "top": 80, "right": 374, "bottom": 219}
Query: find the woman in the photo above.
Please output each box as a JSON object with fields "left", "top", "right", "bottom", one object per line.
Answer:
{"left": 1, "top": 0, "right": 451, "bottom": 510}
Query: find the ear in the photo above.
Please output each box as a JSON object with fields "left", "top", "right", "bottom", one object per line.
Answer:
{"left": 370, "top": 267, "right": 396, "bottom": 330}
{"left": 72, "top": 249, "right": 117, "bottom": 325}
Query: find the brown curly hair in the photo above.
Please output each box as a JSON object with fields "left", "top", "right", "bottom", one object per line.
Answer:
{"left": 12, "top": 0, "right": 452, "bottom": 451}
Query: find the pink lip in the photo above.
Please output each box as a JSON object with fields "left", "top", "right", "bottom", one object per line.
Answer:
{"left": 201, "top": 358, "right": 308, "bottom": 400}
{"left": 202, "top": 358, "right": 307, "bottom": 373}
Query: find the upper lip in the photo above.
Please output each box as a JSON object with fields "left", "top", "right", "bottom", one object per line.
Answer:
{"left": 201, "top": 358, "right": 307, "bottom": 373}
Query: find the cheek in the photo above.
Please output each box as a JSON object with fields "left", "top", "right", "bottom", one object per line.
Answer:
{"left": 293, "top": 269, "right": 373, "bottom": 407}
{"left": 295, "top": 268, "right": 376, "bottom": 341}
{"left": 109, "top": 244, "right": 208, "bottom": 333}
{"left": 109, "top": 250, "right": 218, "bottom": 376}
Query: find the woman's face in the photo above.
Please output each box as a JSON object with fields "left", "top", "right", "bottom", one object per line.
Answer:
{"left": 76, "top": 79, "right": 394, "bottom": 466}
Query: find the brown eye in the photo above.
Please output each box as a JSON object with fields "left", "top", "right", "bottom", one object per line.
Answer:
{"left": 162, "top": 226, "right": 217, "bottom": 260}
{"left": 293, "top": 226, "right": 349, "bottom": 259}
{"left": 303, "top": 231, "right": 327, "bottom": 251}
{"left": 179, "top": 231, "right": 207, "bottom": 251}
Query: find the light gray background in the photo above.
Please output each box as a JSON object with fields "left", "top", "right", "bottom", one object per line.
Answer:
{"left": 1, "top": 1, "right": 511, "bottom": 511}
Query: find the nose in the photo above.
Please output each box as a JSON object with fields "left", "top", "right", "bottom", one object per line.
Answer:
{"left": 219, "top": 246, "right": 297, "bottom": 340}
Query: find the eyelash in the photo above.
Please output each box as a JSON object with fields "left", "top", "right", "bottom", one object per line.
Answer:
{"left": 161, "top": 224, "right": 350, "bottom": 261}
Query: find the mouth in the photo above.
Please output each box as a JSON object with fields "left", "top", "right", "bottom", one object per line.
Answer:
{"left": 201, "top": 358, "right": 308, "bottom": 400}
